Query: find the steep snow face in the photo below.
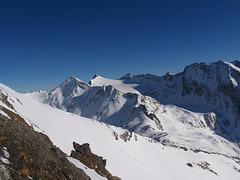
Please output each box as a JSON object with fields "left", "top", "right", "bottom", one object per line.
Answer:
{"left": 64, "top": 85, "right": 127, "bottom": 119}
{"left": 1, "top": 83, "right": 240, "bottom": 180}
{"left": 39, "top": 77, "right": 90, "bottom": 111}
{"left": 121, "top": 61, "right": 240, "bottom": 144}
{"left": 0, "top": 83, "right": 24, "bottom": 117}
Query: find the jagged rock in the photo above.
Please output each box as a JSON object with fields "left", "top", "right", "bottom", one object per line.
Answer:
{"left": 119, "top": 130, "right": 132, "bottom": 142}
{"left": 0, "top": 114, "right": 91, "bottom": 180}
{"left": 196, "top": 161, "right": 218, "bottom": 175}
{"left": 112, "top": 131, "right": 118, "bottom": 140}
{"left": 186, "top": 162, "right": 193, "bottom": 167}
{"left": 71, "top": 142, "right": 121, "bottom": 180}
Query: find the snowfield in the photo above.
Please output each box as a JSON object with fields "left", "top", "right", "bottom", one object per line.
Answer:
{"left": 1, "top": 82, "right": 240, "bottom": 180}
{"left": 89, "top": 74, "right": 140, "bottom": 94}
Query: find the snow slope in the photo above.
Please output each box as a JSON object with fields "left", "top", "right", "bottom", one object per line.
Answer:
{"left": 1, "top": 83, "right": 240, "bottom": 180}
{"left": 67, "top": 157, "right": 107, "bottom": 180}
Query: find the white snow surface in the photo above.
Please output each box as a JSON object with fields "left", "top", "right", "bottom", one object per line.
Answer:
{"left": 90, "top": 75, "right": 140, "bottom": 94}
{"left": 0, "top": 147, "right": 10, "bottom": 164}
{"left": 0, "top": 83, "right": 240, "bottom": 180}
{"left": 0, "top": 110, "right": 10, "bottom": 119}
{"left": 67, "top": 157, "right": 107, "bottom": 180}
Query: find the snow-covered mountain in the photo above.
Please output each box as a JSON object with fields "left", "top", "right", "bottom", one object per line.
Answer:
{"left": 1, "top": 79, "right": 240, "bottom": 179}
{"left": 35, "top": 60, "right": 240, "bottom": 157}
{"left": 120, "top": 60, "right": 240, "bottom": 143}
{"left": 1, "top": 60, "right": 240, "bottom": 179}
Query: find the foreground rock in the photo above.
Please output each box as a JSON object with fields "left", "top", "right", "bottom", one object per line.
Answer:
{"left": 71, "top": 142, "right": 121, "bottom": 180}
{"left": 0, "top": 113, "right": 91, "bottom": 180}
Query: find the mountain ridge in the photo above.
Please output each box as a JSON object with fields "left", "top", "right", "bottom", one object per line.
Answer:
{"left": 34, "top": 60, "right": 240, "bottom": 156}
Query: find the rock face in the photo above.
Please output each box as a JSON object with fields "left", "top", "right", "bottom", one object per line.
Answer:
{"left": 0, "top": 114, "right": 91, "bottom": 180}
{"left": 121, "top": 60, "right": 240, "bottom": 142}
{"left": 71, "top": 142, "right": 121, "bottom": 180}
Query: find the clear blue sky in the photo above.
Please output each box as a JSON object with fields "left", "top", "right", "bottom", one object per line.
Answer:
{"left": 1, "top": 0, "right": 240, "bottom": 92}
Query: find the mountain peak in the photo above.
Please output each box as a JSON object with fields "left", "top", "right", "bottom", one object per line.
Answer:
{"left": 56, "top": 76, "right": 89, "bottom": 91}
{"left": 92, "top": 74, "right": 100, "bottom": 79}
{"left": 89, "top": 74, "right": 104, "bottom": 85}
{"left": 65, "top": 76, "right": 82, "bottom": 82}
{"left": 216, "top": 59, "right": 226, "bottom": 63}
{"left": 120, "top": 73, "right": 133, "bottom": 80}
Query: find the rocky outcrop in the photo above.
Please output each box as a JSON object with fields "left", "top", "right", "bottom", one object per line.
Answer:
{"left": 0, "top": 114, "right": 91, "bottom": 180}
{"left": 71, "top": 142, "right": 121, "bottom": 180}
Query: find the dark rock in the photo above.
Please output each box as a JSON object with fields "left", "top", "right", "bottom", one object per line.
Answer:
{"left": 186, "top": 163, "right": 193, "bottom": 167}
{"left": 0, "top": 113, "right": 91, "bottom": 180}
{"left": 71, "top": 142, "right": 121, "bottom": 180}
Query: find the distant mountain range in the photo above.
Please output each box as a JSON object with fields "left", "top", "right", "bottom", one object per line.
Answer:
{"left": 1, "top": 60, "right": 240, "bottom": 179}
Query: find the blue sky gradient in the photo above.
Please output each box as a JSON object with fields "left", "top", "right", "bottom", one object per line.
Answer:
{"left": 1, "top": 0, "right": 240, "bottom": 92}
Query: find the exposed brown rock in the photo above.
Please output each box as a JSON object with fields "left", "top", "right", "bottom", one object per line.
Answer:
{"left": 119, "top": 130, "right": 132, "bottom": 142}
{"left": 0, "top": 105, "right": 30, "bottom": 128}
{"left": 197, "top": 161, "right": 218, "bottom": 175}
{"left": 0, "top": 113, "right": 91, "bottom": 180}
{"left": 71, "top": 142, "right": 121, "bottom": 180}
